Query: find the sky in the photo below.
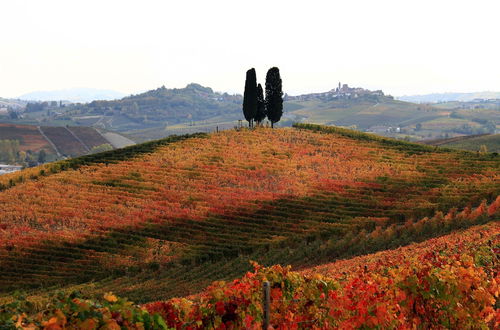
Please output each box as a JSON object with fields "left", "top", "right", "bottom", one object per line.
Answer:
{"left": 1, "top": 0, "right": 499, "bottom": 98}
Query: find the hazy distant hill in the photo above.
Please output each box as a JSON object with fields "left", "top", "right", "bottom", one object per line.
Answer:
{"left": 19, "top": 88, "right": 127, "bottom": 103}
{"left": 0, "top": 98, "right": 26, "bottom": 109}
{"left": 398, "top": 91, "right": 500, "bottom": 103}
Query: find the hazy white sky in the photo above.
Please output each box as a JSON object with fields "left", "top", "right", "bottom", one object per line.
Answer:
{"left": 1, "top": 0, "right": 499, "bottom": 98}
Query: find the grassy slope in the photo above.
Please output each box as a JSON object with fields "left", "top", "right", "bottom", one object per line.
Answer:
{"left": 0, "top": 125, "right": 498, "bottom": 304}
{"left": 286, "top": 98, "right": 498, "bottom": 142}
{"left": 443, "top": 134, "right": 500, "bottom": 152}
{"left": 287, "top": 98, "right": 442, "bottom": 128}
{"left": 423, "top": 134, "right": 500, "bottom": 152}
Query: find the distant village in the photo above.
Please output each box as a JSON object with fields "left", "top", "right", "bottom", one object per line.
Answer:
{"left": 285, "top": 83, "right": 388, "bottom": 102}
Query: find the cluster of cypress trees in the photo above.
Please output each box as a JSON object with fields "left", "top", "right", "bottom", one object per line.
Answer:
{"left": 242, "top": 67, "right": 283, "bottom": 128}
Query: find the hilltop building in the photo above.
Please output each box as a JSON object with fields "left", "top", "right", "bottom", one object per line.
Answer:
{"left": 285, "top": 83, "right": 387, "bottom": 102}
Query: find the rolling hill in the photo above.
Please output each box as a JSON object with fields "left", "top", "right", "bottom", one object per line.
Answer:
{"left": 65, "top": 83, "right": 242, "bottom": 133}
{"left": 283, "top": 86, "right": 498, "bottom": 141}
{"left": 285, "top": 96, "right": 439, "bottom": 129}
{"left": 0, "top": 124, "right": 498, "bottom": 314}
{"left": 110, "top": 84, "right": 497, "bottom": 142}
{"left": 4, "top": 83, "right": 243, "bottom": 142}
{"left": 3, "top": 84, "right": 498, "bottom": 144}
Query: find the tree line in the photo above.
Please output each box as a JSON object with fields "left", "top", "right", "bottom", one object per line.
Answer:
{"left": 0, "top": 139, "right": 47, "bottom": 166}
{"left": 242, "top": 67, "right": 283, "bottom": 128}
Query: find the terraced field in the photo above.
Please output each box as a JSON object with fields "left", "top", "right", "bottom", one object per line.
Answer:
{"left": 0, "top": 123, "right": 53, "bottom": 153}
{"left": 39, "top": 126, "right": 89, "bottom": 156}
{"left": 67, "top": 126, "right": 109, "bottom": 149}
{"left": 0, "top": 124, "right": 119, "bottom": 160}
{"left": 0, "top": 124, "right": 498, "bottom": 306}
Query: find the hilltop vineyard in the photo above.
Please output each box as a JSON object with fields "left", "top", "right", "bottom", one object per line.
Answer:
{"left": 0, "top": 124, "right": 498, "bottom": 323}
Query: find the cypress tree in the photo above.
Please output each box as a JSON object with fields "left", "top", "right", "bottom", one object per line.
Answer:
{"left": 254, "top": 83, "right": 266, "bottom": 125}
{"left": 265, "top": 67, "right": 283, "bottom": 128}
{"left": 242, "top": 68, "right": 257, "bottom": 128}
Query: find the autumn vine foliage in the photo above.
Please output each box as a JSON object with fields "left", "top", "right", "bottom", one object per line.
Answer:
{"left": 0, "top": 125, "right": 498, "bottom": 310}
{"left": 2, "top": 221, "right": 499, "bottom": 329}
{"left": 1, "top": 292, "right": 169, "bottom": 329}
{"left": 143, "top": 222, "right": 500, "bottom": 329}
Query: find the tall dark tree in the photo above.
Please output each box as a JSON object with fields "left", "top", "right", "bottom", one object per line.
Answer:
{"left": 254, "top": 83, "right": 266, "bottom": 125}
{"left": 265, "top": 67, "right": 283, "bottom": 128}
{"left": 37, "top": 149, "right": 47, "bottom": 163}
{"left": 242, "top": 68, "right": 257, "bottom": 127}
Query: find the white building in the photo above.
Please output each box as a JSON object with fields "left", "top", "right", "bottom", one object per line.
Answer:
{"left": 0, "top": 164, "right": 23, "bottom": 175}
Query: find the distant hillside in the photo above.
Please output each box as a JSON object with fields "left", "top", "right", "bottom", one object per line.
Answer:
{"left": 3, "top": 83, "right": 498, "bottom": 143}
{"left": 284, "top": 85, "right": 498, "bottom": 141}
{"left": 3, "top": 83, "right": 244, "bottom": 141}
{"left": 0, "top": 124, "right": 54, "bottom": 157}
{"left": 285, "top": 94, "right": 435, "bottom": 130}
{"left": 20, "top": 83, "right": 242, "bottom": 136}
{"left": 19, "top": 88, "right": 126, "bottom": 103}
{"left": 398, "top": 91, "right": 500, "bottom": 103}
{"left": 0, "top": 123, "right": 130, "bottom": 164}
{"left": 84, "top": 83, "right": 242, "bottom": 125}
{"left": 119, "top": 83, "right": 477, "bottom": 141}
{"left": 422, "top": 133, "right": 500, "bottom": 152}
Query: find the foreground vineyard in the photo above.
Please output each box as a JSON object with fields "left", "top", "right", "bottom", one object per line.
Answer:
{"left": 3, "top": 221, "right": 498, "bottom": 329}
{"left": 0, "top": 124, "right": 498, "bottom": 305}
{"left": 144, "top": 221, "right": 500, "bottom": 329}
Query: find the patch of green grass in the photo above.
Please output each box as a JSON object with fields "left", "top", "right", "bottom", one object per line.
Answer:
{"left": 441, "top": 134, "right": 500, "bottom": 153}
